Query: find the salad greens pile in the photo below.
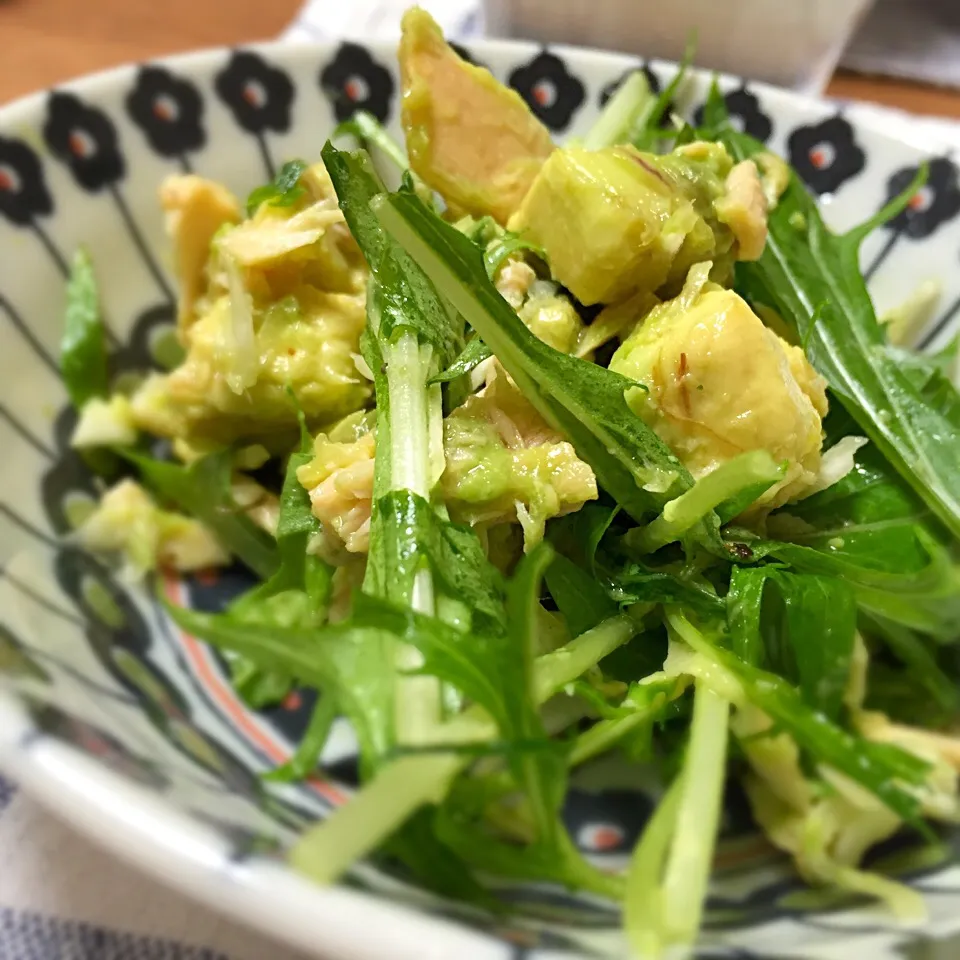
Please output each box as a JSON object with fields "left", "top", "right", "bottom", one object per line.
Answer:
{"left": 60, "top": 8, "right": 960, "bottom": 956}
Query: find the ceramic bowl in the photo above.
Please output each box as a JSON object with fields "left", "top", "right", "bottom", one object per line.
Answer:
{"left": 0, "top": 37, "right": 959, "bottom": 960}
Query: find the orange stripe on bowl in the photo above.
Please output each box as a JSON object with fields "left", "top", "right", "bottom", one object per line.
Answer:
{"left": 163, "top": 576, "right": 347, "bottom": 807}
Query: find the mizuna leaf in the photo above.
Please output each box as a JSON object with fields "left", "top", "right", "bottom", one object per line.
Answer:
{"left": 61, "top": 249, "right": 108, "bottom": 411}
{"left": 323, "top": 144, "right": 463, "bottom": 368}
{"left": 246, "top": 159, "right": 308, "bottom": 217}
{"left": 718, "top": 125, "right": 960, "bottom": 540}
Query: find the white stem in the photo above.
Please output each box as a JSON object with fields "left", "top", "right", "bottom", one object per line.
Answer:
{"left": 291, "top": 615, "right": 637, "bottom": 885}
{"left": 533, "top": 614, "right": 636, "bottom": 702}
{"left": 386, "top": 331, "right": 432, "bottom": 498}
{"left": 635, "top": 450, "right": 780, "bottom": 553}
{"left": 384, "top": 330, "right": 441, "bottom": 742}
{"left": 290, "top": 753, "right": 459, "bottom": 885}
{"left": 581, "top": 70, "right": 651, "bottom": 151}
{"left": 427, "top": 374, "right": 446, "bottom": 489}
{"left": 661, "top": 684, "right": 730, "bottom": 945}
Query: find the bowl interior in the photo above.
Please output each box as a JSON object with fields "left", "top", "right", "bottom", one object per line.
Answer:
{"left": 1, "top": 38, "right": 960, "bottom": 960}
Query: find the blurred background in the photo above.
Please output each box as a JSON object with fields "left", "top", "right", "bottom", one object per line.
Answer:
{"left": 1, "top": 0, "right": 960, "bottom": 121}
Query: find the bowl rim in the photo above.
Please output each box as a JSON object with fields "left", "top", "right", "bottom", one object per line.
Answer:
{"left": 0, "top": 35, "right": 950, "bottom": 960}
{"left": 1, "top": 33, "right": 945, "bottom": 155}
{"left": 0, "top": 692, "right": 506, "bottom": 960}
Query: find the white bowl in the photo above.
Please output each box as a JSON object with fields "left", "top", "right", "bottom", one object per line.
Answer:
{"left": 0, "top": 36, "right": 959, "bottom": 960}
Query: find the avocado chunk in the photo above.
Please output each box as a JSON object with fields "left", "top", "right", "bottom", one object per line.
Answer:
{"left": 160, "top": 175, "right": 242, "bottom": 330}
{"left": 132, "top": 168, "right": 371, "bottom": 448}
{"left": 156, "top": 288, "right": 370, "bottom": 445}
{"left": 610, "top": 266, "right": 828, "bottom": 509}
{"left": 441, "top": 369, "right": 597, "bottom": 546}
{"left": 75, "top": 479, "right": 229, "bottom": 577}
{"left": 297, "top": 414, "right": 377, "bottom": 555}
{"left": 296, "top": 369, "right": 598, "bottom": 554}
{"left": 399, "top": 7, "right": 554, "bottom": 224}
{"left": 509, "top": 143, "right": 742, "bottom": 306}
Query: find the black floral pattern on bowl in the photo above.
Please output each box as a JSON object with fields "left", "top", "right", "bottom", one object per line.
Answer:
{"left": 0, "top": 136, "right": 52, "bottom": 226}
{"left": 42, "top": 93, "right": 172, "bottom": 297}
{"left": 320, "top": 43, "right": 394, "bottom": 124}
{"left": 564, "top": 787, "right": 653, "bottom": 855}
{"left": 109, "top": 303, "right": 179, "bottom": 376}
{"left": 54, "top": 549, "right": 149, "bottom": 654}
{"left": 884, "top": 158, "right": 960, "bottom": 239}
{"left": 215, "top": 51, "right": 295, "bottom": 134}
{"left": 788, "top": 116, "right": 865, "bottom": 195}
{"left": 40, "top": 454, "right": 101, "bottom": 536}
{"left": 509, "top": 51, "right": 585, "bottom": 132}
{"left": 694, "top": 86, "right": 772, "bottom": 143}
{"left": 42, "top": 92, "right": 125, "bottom": 192}
{"left": 126, "top": 66, "right": 205, "bottom": 160}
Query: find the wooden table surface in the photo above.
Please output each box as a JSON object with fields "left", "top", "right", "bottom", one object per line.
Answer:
{"left": 3, "top": 0, "right": 960, "bottom": 118}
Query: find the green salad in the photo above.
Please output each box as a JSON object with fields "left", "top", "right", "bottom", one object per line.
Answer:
{"left": 62, "top": 8, "right": 960, "bottom": 956}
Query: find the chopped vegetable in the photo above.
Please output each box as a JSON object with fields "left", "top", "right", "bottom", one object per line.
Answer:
{"left": 610, "top": 269, "right": 828, "bottom": 508}
{"left": 372, "top": 188, "right": 707, "bottom": 528}
{"left": 70, "top": 394, "right": 137, "bottom": 449}
{"left": 161, "top": 174, "right": 242, "bottom": 328}
{"left": 62, "top": 249, "right": 108, "bottom": 411}
{"left": 122, "top": 449, "right": 278, "bottom": 580}
{"left": 508, "top": 143, "right": 736, "bottom": 305}
{"left": 74, "top": 478, "right": 228, "bottom": 578}
{"left": 398, "top": 7, "right": 554, "bottom": 223}
{"left": 246, "top": 160, "right": 309, "bottom": 217}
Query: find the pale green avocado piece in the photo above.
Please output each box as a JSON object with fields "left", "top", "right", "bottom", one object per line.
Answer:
{"left": 70, "top": 394, "right": 138, "bottom": 449}
{"left": 441, "top": 373, "right": 597, "bottom": 545}
{"left": 138, "top": 164, "right": 371, "bottom": 448}
{"left": 442, "top": 415, "right": 597, "bottom": 547}
{"left": 159, "top": 174, "right": 242, "bottom": 331}
{"left": 399, "top": 7, "right": 555, "bottom": 224}
{"left": 75, "top": 479, "right": 229, "bottom": 576}
{"left": 509, "top": 143, "right": 738, "bottom": 306}
{"left": 609, "top": 272, "right": 828, "bottom": 507}
{"left": 152, "top": 289, "right": 371, "bottom": 445}
{"left": 519, "top": 286, "right": 583, "bottom": 354}
{"left": 297, "top": 425, "right": 377, "bottom": 555}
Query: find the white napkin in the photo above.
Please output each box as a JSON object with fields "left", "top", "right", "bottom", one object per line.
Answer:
{"left": 0, "top": 783, "right": 311, "bottom": 959}
{"left": 284, "top": 0, "right": 483, "bottom": 42}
